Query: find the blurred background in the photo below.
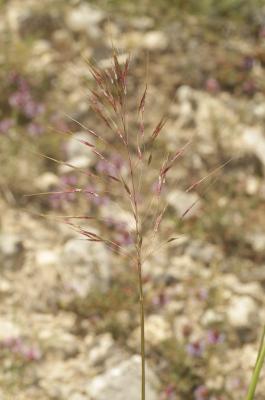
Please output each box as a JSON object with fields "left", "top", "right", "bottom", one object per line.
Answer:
{"left": 1, "top": 0, "right": 265, "bottom": 399}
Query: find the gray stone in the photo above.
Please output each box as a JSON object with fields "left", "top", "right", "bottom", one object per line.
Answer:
{"left": 86, "top": 355, "right": 159, "bottom": 400}
{"left": 0, "top": 233, "right": 24, "bottom": 269}
{"left": 66, "top": 4, "right": 104, "bottom": 38}
{"left": 131, "top": 17, "right": 154, "bottom": 30}
{"left": 130, "top": 315, "right": 171, "bottom": 347}
{"left": 166, "top": 190, "right": 201, "bottom": 219}
{"left": 61, "top": 238, "right": 111, "bottom": 295}
{"left": 243, "top": 127, "right": 265, "bottom": 169}
{"left": 186, "top": 240, "right": 221, "bottom": 264}
{"left": 63, "top": 131, "right": 96, "bottom": 170}
{"left": 246, "top": 231, "right": 265, "bottom": 252}
{"left": 201, "top": 309, "right": 224, "bottom": 326}
{"left": 0, "top": 319, "right": 21, "bottom": 341}
{"left": 88, "top": 334, "right": 114, "bottom": 366}
{"left": 35, "top": 172, "right": 59, "bottom": 191}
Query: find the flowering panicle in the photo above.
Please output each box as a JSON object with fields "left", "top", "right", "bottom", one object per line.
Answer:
{"left": 26, "top": 52, "right": 232, "bottom": 400}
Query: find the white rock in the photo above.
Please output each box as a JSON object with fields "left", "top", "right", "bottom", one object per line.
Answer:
{"left": 0, "top": 278, "right": 11, "bottom": 293}
{"left": 0, "top": 233, "right": 24, "bottom": 269}
{"left": 201, "top": 309, "right": 224, "bottom": 326}
{"left": 0, "top": 233, "right": 23, "bottom": 257}
{"left": 166, "top": 255, "right": 202, "bottom": 280}
{"left": 59, "top": 155, "right": 94, "bottom": 173}
{"left": 69, "top": 394, "right": 88, "bottom": 400}
{"left": 145, "top": 315, "right": 171, "bottom": 345}
{"left": 243, "top": 127, "right": 265, "bottom": 168}
{"left": 65, "top": 132, "right": 94, "bottom": 159}
{"left": 130, "top": 315, "right": 171, "bottom": 347}
{"left": 121, "top": 31, "right": 143, "bottom": 49}
{"left": 142, "top": 31, "right": 168, "bottom": 51}
{"left": 88, "top": 334, "right": 114, "bottom": 366}
{"left": 62, "top": 238, "right": 108, "bottom": 267}
{"left": 59, "top": 131, "right": 96, "bottom": 172}
{"left": 177, "top": 85, "right": 195, "bottom": 102}
{"left": 100, "top": 202, "right": 135, "bottom": 232}
{"left": 86, "top": 355, "right": 159, "bottom": 400}
{"left": 0, "top": 319, "right": 21, "bottom": 341}
{"left": 246, "top": 231, "right": 265, "bottom": 252}
{"left": 223, "top": 274, "right": 264, "bottom": 301}
{"left": 245, "top": 176, "right": 260, "bottom": 195}
{"left": 186, "top": 240, "right": 221, "bottom": 264}
{"left": 166, "top": 190, "right": 201, "bottom": 219}
{"left": 36, "top": 250, "right": 59, "bottom": 266}
{"left": 131, "top": 17, "right": 154, "bottom": 30}
{"left": 35, "top": 172, "right": 59, "bottom": 191}
{"left": 66, "top": 4, "right": 104, "bottom": 38}
{"left": 227, "top": 296, "right": 258, "bottom": 328}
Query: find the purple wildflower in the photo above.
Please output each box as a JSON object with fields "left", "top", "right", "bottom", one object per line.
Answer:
{"left": 96, "top": 153, "right": 125, "bottom": 176}
{"left": 0, "top": 336, "right": 41, "bottom": 362}
{"left": 206, "top": 329, "right": 225, "bottom": 345}
{"left": 242, "top": 80, "right": 256, "bottom": 95}
{"left": 23, "top": 99, "right": 44, "bottom": 119}
{"left": 61, "top": 175, "right": 78, "bottom": 186}
{"left": 115, "top": 230, "right": 133, "bottom": 246}
{"left": 85, "top": 185, "right": 109, "bottom": 206}
{"left": 196, "top": 287, "right": 209, "bottom": 301}
{"left": 21, "top": 346, "right": 42, "bottom": 361}
{"left": 8, "top": 75, "right": 44, "bottom": 119}
{"left": 259, "top": 27, "right": 265, "bottom": 38}
{"left": 187, "top": 340, "right": 204, "bottom": 357}
{"left": 205, "top": 78, "right": 220, "bottom": 94}
{"left": 163, "top": 384, "right": 175, "bottom": 399}
{"left": 27, "top": 122, "right": 44, "bottom": 136}
{"left": 194, "top": 385, "right": 209, "bottom": 400}
{"left": 0, "top": 118, "right": 14, "bottom": 134}
{"left": 242, "top": 56, "right": 254, "bottom": 71}
{"left": 152, "top": 292, "right": 169, "bottom": 308}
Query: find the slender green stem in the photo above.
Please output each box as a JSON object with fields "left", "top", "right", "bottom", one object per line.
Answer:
{"left": 246, "top": 327, "right": 265, "bottom": 400}
{"left": 137, "top": 258, "right": 145, "bottom": 400}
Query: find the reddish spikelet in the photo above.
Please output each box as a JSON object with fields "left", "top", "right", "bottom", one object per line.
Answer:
{"left": 78, "top": 139, "right": 95, "bottom": 148}
{"left": 151, "top": 117, "right": 167, "bottom": 141}
{"left": 90, "top": 97, "right": 114, "bottom": 130}
{"left": 65, "top": 114, "right": 105, "bottom": 142}
{"left": 186, "top": 158, "right": 232, "bottom": 192}
{"left": 180, "top": 199, "right": 200, "bottom": 220}
{"left": 121, "top": 176, "right": 132, "bottom": 197}
{"left": 154, "top": 205, "right": 167, "bottom": 233}
{"left": 156, "top": 156, "right": 169, "bottom": 195}
{"left": 122, "top": 55, "right": 130, "bottom": 93}
{"left": 25, "top": 188, "right": 99, "bottom": 197}
{"left": 137, "top": 142, "right": 143, "bottom": 160}
{"left": 113, "top": 52, "right": 123, "bottom": 84}
{"left": 107, "top": 174, "right": 121, "bottom": 183}
{"left": 138, "top": 85, "right": 147, "bottom": 115}
{"left": 88, "top": 64, "right": 104, "bottom": 88}
{"left": 161, "top": 140, "right": 191, "bottom": 176}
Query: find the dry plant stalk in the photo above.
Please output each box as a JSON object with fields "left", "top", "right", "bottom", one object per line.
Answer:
{"left": 27, "top": 51, "right": 228, "bottom": 399}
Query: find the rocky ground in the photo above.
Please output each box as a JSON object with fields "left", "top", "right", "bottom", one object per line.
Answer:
{"left": 0, "top": 1, "right": 265, "bottom": 399}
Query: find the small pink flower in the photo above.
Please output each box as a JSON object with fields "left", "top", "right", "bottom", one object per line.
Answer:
{"left": 206, "top": 329, "right": 225, "bottom": 345}
{"left": 22, "top": 346, "right": 42, "bottom": 361}
{"left": 0, "top": 118, "right": 14, "bottom": 134}
{"left": 187, "top": 340, "right": 204, "bottom": 357}
{"left": 205, "top": 78, "right": 220, "bottom": 94}
{"left": 194, "top": 385, "right": 209, "bottom": 400}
